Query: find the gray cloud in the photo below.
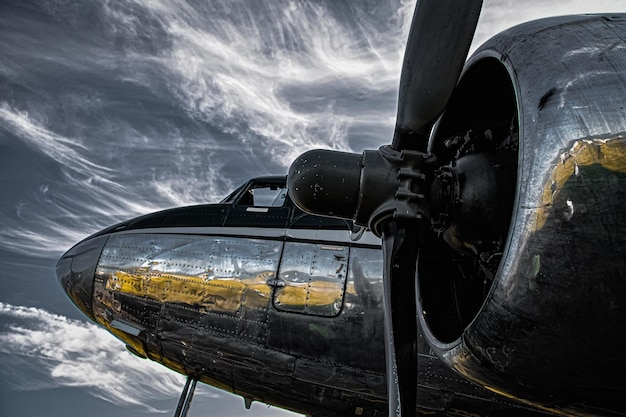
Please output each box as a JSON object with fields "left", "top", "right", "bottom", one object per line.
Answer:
{"left": 0, "top": 302, "right": 219, "bottom": 413}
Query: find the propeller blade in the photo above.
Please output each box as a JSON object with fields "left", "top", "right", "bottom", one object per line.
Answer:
{"left": 393, "top": 0, "right": 483, "bottom": 150}
{"left": 288, "top": 3, "right": 484, "bottom": 417}
{"left": 381, "top": 219, "right": 419, "bottom": 417}
{"left": 384, "top": 2, "right": 482, "bottom": 416}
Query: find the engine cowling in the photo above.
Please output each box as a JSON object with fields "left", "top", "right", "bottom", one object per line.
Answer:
{"left": 417, "top": 14, "right": 626, "bottom": 416}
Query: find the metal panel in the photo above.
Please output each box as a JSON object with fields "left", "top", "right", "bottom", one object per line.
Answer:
{"left": 93, "top": 233, "right": 282, "bottom": 342}
{"left": 273, "top": 242, "right": 348, "bottom": 317}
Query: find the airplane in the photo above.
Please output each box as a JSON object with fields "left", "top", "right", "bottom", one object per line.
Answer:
{"left": 56, "top": 1, "right": 626, "bottom": 417}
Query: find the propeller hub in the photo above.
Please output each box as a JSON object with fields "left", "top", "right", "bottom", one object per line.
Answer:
{"left": 287, "top": 149, "right": 362, "bottom": 219}
{"left": 288, "top": 146, "right": 436, "bottom": 237}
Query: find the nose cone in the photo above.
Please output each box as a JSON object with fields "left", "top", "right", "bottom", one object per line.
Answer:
{"left": 56, "top": 234, "right": 109, "bottom": 321}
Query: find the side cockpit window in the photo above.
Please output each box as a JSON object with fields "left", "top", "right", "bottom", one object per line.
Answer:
{"left": 223, "top": 177, "right": 290, "bottom": 227}
{"left": 238, "top": 183, "right": 287, "bottom": 207}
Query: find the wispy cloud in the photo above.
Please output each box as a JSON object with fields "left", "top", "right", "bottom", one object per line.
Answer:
{"left": 0, "top": 103, "right": 112, "bottom": 178}
{"left": 0, "top": 102, "right": 161, "bottom": 257}
{"left": 0, "top": 302, "right": 218, "bottom": 413}
{"left": 100, "top": 0, "right": 413, "bottom": 164}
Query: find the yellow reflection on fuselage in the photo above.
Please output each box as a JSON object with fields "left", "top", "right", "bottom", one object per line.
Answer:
{"left": 535, "top": 136, "right": 626, "bottom": 230}
{"left": 102, "top": 268, "right": 346, "bottom": 313}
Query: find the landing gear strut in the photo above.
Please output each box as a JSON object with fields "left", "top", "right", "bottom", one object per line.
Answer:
{"left": 174, "top": 376, "right": 197, "bottom": 417}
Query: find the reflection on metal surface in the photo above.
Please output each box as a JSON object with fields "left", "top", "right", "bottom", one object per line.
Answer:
{"left": 110, "top": 319, "right": 142, "bottom": 336}
{"left": 94, "top": 233, "right": 282, "bottom": 315}
{"left": 56, "top": 234, "right": 109, "bottom": 321}
{"left": 274, "top": 242, "right": 348, "bottom": 316}
{"left": 103, "top": 270, "right": 268, "bottom": 313}
{"left": 92, "top": 233, "right": 354, "bottom": 330}
{"left": 535, "top": 136, "right": 626, "bottom": 230}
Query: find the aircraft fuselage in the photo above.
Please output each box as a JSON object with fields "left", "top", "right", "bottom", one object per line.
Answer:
{"left": 57, "top": 176, "right": 551, "bottom": 416}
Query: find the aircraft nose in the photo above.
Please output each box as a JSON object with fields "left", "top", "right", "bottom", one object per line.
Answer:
{"left": 56, "top": 234, "right": 109, "bottom": 321}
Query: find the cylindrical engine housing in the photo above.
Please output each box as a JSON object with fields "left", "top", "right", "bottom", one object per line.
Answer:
{"left": 418, "top": 14, "right": 626, "bottom": 416}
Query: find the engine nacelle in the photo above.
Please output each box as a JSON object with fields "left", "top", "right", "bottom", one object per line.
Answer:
{"left": 418, "top": 14, "right": 626, "bottom": 416}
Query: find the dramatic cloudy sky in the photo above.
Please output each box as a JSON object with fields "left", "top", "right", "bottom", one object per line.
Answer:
{"left": 1, "top": 1, "right": 625, "bottom": 416}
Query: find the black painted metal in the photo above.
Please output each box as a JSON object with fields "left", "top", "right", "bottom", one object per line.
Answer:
{"left": 381, "top": 220, "right": 418, "bottom": 417}
{"left": 55, "top": 234, "right": 109, "bottom": 321}
{"left": 419, "top": 13, "right": 626, "bottom": 417}
{"left": 288, "top": 150, "right": 362, "bottom": 219}
{"left": 289, "top": 145, "right": 435, "bottom": 417}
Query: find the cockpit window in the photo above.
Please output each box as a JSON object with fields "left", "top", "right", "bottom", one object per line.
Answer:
{"left": 238, "top": 184, "right": 287, "bottom": 207}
